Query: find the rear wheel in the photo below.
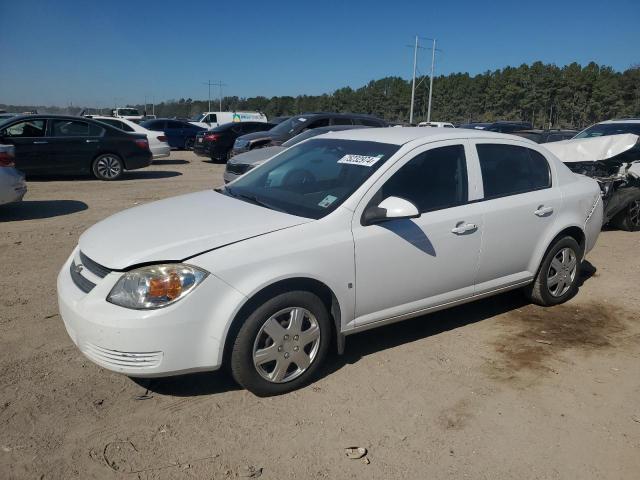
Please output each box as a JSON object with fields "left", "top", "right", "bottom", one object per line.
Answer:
{"left": 230, "top": 291, "right": 331, "bottom": 396}
{"left": 524, "top": 236, "right": 582, "bottom": 306}
{"left": 92, "top": 154, "right": 123, "bottom": 180}
{"left": 611, "top": 199, "right": 640, "bottom": 232}
{"left": 184, "top": 137, "right": 195, "bottom": 150}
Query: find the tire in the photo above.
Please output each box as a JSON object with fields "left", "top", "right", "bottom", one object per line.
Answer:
{"left": 524, "top": 236, "right": 582, "bottom": 306}
{"left": 184, "top": 137, "right": 195, "bottom": 150}
{"left": 92, "top": 154, "right": 123, "bottom": 180}
{"left": 611, "top": 199, "right": 640, "bottom": 232}
{"left": 230, "top": 291, "right": 331, "bottom": 396}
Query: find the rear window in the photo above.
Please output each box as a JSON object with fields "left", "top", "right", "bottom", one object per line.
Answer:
{"left": 477, "top": 144, "right": 551, "bottom": 199}
{"left": 52, "top": 120, "right": 104, "bottom": 137}
{"left": 98, "top": 118, "right": 134, "bottom": 132}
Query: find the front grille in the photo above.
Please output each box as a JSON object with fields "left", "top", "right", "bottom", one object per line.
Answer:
{"left": 226, "top": 163, "right": 252, "bottom": 175}
{"left": 70, "top": 260, "right": 96, "bottom": 293}
{"left": 79, "top": 251, "right": 112, "bottom": 278}
{"left": 83, "top": 342, "right": 163, "bottom": 369}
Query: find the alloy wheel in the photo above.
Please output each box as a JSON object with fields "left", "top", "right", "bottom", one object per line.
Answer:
{"left": 252, "top": 307, "right": 321, "bottom": 383}
{"left": 547, "top": 247, "right": 577, "bottom": 297}
{"left": 95, "top": 155, "right": 121, "bottom": 179}
{"left": 628, "top": 200, "right": 640, "bottom": 228}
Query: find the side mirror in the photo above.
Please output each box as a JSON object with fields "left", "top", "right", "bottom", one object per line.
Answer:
{"left": 362, "top": 196, "right": 420, "bottom": 225}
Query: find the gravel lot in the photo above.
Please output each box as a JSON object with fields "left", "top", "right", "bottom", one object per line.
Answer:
{"left": 1, "top": 151, "right": 639, "bottom": 479}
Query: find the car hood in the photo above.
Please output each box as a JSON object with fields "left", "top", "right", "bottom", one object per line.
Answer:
{"left": 228, "top": 146, "right": 286, "bottom": 166}
{"left": 544, "top": 134, "right": 639, "bottom": 163}
{"left": 79, "top": 190, "right": 312, "bottom": 269}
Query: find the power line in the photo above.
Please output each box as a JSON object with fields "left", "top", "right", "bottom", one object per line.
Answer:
{"left": 203, "top": 80, "right": 227, "bottom": 111}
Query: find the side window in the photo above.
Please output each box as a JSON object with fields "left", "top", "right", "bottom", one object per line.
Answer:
{"left": 52, "top": 120, "right": 103, "bottom": 137}
{"left": 378, "top": 145, "right": 468, "bottom": 213}
{"left": 306, "top": 118, "right": 330, "bottom": 129}
{"left": 206, "top": 114, "right": 217, "bottom": 123}
{"left": 2, "top": 119, "right": 46, "bottom": 137}
{"left": 476, "top": 144, "right": 551, "bottom": 199}
{"left": 166, "top": 121, "right": 184, "bottom": 129}
{"left": 331, "top": 117, "right": 353, "bottom": 126}
{"left": 101, "top": 119, "right": 133, "bottom": 132}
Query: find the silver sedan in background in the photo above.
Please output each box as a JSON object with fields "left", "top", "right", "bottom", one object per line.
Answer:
{"left": 0, "top": 144, "right": 27, "bottom": 205}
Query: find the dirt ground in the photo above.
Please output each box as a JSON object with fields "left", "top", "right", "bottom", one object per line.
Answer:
{"left": 1, "top": 152, "right": 639, "bottom": 480}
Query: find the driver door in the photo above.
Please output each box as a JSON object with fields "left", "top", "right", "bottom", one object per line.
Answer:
{"left": 351, "top": 141, "right": 484, "bottom": 326}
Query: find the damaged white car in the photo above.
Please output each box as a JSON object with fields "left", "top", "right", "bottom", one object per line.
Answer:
{"left": 545, "top": 134, "right": 640, "bottom": 231}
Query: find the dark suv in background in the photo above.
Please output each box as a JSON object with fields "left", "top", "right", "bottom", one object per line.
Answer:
{"left": 141, "top": 119, "right": 206, "bottom": 150}
{"left": 0, "top": 115, "right": 152, "bottom": 180}
{"left": 193, "top": 121, "right": 274, "bottom": 162}
{"left": 230, "top": 112, "right": 387, "bottom": 156}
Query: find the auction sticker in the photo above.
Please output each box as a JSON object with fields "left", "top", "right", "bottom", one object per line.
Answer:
{"left": 318, "top": 195, "right": 338, "bottom": 208}
{"left": 337, "top": 154, "right": 384, "bottom": 167}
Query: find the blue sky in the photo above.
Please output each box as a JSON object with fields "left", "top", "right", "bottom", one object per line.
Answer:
{"left": 1, "top": 0, "right": 638, "bottom": 107}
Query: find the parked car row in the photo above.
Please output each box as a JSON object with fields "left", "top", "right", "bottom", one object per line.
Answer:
{"left": 193, "top": 121, "right": 275, "bottom": 162}
{"left": 230, "top": 112, "right": 388, "bottom": 157}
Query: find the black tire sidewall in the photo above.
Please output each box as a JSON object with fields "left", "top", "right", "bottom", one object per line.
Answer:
{"left": 536, "top": 236, "right": 582, "bottom": 306}
{"left": 230, "top": 291, "right": 331, "bottom": 396}
{"left": 92, "top": 154, "right": 123, "bottom": 181}
{"left": 184, "top": 138, "right": 194, "bottom": 150}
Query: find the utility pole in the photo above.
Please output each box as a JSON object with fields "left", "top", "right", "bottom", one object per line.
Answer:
{"left": 427, "top": 38, "right": 437, "bottom": 123}
{"left": 203, "top": 80, "right": 227, "bottom": 112}
{"left": 409, "top": 35, "right": 418, "bottom": 125}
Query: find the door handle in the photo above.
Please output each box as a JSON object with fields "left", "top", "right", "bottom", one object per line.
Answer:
{"left": 534, "top": 206, "right": 554, "bottom": 217}
{"left": 33, "top": 141, "right": 48, "bottom": 144}
{"left": 85, "top": 139, "right": 99, "bottom": 143}
{"left": 451, "top": 223, "right": 478, "bottom": 235}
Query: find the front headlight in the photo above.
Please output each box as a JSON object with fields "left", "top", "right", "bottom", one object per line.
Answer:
{"left": 107, "top": 264, "right": 208, "bottom": 310}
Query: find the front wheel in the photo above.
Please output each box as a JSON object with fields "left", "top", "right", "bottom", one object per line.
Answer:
{"left": 230, "top": 291, "right": 331, "bottom": 396}
{"left": 92, "top": 154, "right": 123, "bottom": 180}
{"left": 184, "top": 137, "right": 195, "bottom": 150}
{"left": 611, "top": 199, "right": 640, "bottom": 232}
{"left": 524, "top": 236, "right": 582, "bottom": 306}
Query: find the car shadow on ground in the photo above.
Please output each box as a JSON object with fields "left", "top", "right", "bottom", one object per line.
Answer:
{"left": 134, "top": 261, "right": 598, "bottom": 398}
{"left": 152, "top": 159, "right": 190, "bottom": 165}
{"left": 120, "top": 170, "right": 182, "bottom": 180}
{"left": 0, "top": 199, "right": 88, "bottom": 221}
{"left": 26, "top": 170, "right": 182, "bottom": 182}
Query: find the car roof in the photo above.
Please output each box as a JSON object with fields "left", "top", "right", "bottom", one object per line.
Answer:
{"left": 599, "top": 119, "right": 640, "bottom": 124}
{"left": 3, "top": 114, "right": 106, "bottom": 123}
{"left": 320, "top": 126, "right": 535, "bottom": 145}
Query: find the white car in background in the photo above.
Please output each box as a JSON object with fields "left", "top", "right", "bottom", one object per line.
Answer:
{"left": 418, "top": 121, "right": 455, "bottom": 128}
{"left": 190, "top": 111, "right": 268, "bottom": 129}
{"left": 58, "top": 128, "right": 602, "bottom": 396}
{"left": 111, "top": 108, "right": 144, "bottom": 122}
{"left": 91, "top": 116, "right": 170, "bottom": 159}
{"left": 0, "top": 144, "right": 27, "bottom": 205}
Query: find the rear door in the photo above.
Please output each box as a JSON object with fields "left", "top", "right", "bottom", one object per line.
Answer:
{"left": 0, "top": 119, "right": 50, "bottom": 173}
{"left": 470, "top": 141, "right": 560, "bottom": 293}
{"left": 48, "top": 119, "right": 105, "bottom": 173}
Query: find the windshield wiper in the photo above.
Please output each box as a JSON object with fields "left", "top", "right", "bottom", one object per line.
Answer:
{"left": 224, "top": 187, "right": 283, "bottom": 212}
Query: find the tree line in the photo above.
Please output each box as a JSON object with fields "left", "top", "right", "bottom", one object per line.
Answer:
{"left": 3, "top": 62, "right": 638, "bottom": 129}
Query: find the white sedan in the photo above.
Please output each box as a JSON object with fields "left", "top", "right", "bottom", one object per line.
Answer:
{"left": 91, "top": 116, "right": 170, "bottom": 159}
{"left": 57, "top": 128, "right": 603, "bottom": 396}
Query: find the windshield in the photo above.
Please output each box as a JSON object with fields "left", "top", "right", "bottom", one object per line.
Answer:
{"left": 268, "top": 116, "right": 309, "bottom": 136}
{"left": 118, "top": 108, "right": 140, "bottom": 116}
{"left": 224, "top": 138, "right": 399, "bottom": 219}
{"left": 191, "top": 113, "right": 206, "bottom": 121}
{"left": 574, "top": 123, "right": 640, "bottom": 138}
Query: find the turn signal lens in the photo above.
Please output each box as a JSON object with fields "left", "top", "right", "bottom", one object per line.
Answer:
{"left": 107, "top": 264, "right": 208, "bottom": 310}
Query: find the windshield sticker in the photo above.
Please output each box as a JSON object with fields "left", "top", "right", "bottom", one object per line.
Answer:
{"left": 298, "top": 117, "right": 307, "bottom": 122}
{"left": 337, "top": 154, "right": 384, "bottom": 167}
{"left": 318, "top": 195, "right": 338, "bottom": 208}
